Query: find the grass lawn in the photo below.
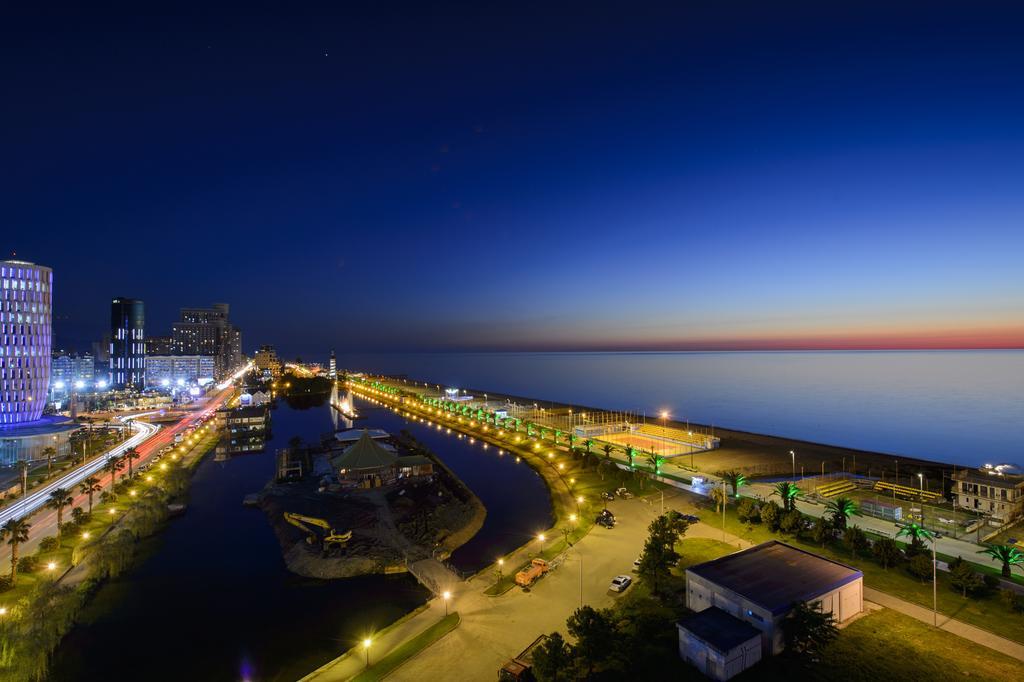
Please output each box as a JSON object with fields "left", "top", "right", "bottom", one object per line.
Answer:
{"left": 351, "top": 613, "right": 460, "bottom": 682}
{"left": 699, "top": 502, "right": 1024, "bottom": 644}
{"left": 746, "top": 608, "right": 1024, "bottom": 681}
{"left": 675, "top": 537, "right": 737, "bottom": 570}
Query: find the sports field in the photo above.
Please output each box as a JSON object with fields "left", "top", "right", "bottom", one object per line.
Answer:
{"left": 598, "top": 430, "right": 694, "bottom": 456}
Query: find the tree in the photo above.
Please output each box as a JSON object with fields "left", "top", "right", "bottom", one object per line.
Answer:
{"left": 737, "top": 497, "right": 759, "bottom": 523}
{"left": 566, "top": 606, "right": 617, "bottom": 676}
{"left": 17, "top": 460, "right": 29, "bottom": 496}
{"left": 600, "top": 444, "right": 614, "bottom": 481}
{"left": 637, "top": 512, "right": 690, "bottom": 593}
{"left": 106, "top": 455, "right": 125, "bottom": 490}
{"left": 825, "top": 496, "right": 859, "bottom": 530}
{"left": 948, "top": 557, "right": 984, "bottom": 597}
{"left": 1, "top": 517, "right": 31, "bottom": 582}
{"left": 772, "top": 481, "right": 802, "bottom": 512}
{"left": 842, "top": 526, "right": 870, "bottom": 559}
{"left": 123, "top": 446, "right": 141, "bottom": 478}
{"left": 80, "top": 476, "right": 102, "bottom": 514}
{"left": 760, "top": 500, "right": 781, "bottom": 531}
{"left": 782, "top": 600, "right": 838, "bottom": 656}
{"left": 908, "top": 553, "right": 933, "bottom": 582}
{"left": 719, "top": 470, "right": 748, "bottom": 497}
{"left": 709, "top": 485, "right": 726, "bottom": 513}
{"left": 812, "top": 518, "right": 832, "bottom": 547}
{"left": 896, "top": 523, "right": 933, "bottom": 556}
{"left": 531, "top": 632, "right": 574, "bottom": 681}
{"left": 873, "top": 538, "right": 901, "bottom": 569}
{"left": 646, "top": 453, "right": 664, "bottom": 475}
{"left": 42, "top": 446, "right": 57, "bottom": 477}
{"left": 46, "top": 487, "right": 74, "bottom": 541}
{"left": 977, "top": 544, "right": 1024, "bottom": 579}
{"left": 779, "top": 509, "right": 805, "bottom": 534}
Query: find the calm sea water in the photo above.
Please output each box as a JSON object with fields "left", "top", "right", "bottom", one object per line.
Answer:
{"left": 340, "top": 351, "right": 1024, "bottom": 467}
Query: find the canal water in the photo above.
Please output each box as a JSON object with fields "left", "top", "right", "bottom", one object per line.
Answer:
{"left": 50, "top": 395, "right": 552, "bottom": 681}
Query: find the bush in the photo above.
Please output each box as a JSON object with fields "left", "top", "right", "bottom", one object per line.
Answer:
{"left": 873, "top": 538, "right": 901, "bottom": 569}
{"left": 737, "top": 498, "right": 759, "bottom": 523}
{"left": 17, "top": 555, "right": 39, "bottom": 574}
{"left": 0, "top": 576, "right": 13, "bottom": 593}
{"left": 71, "top": 506, "right": 88, "bottom": 525}
{"left": 908, "top": 554, "right": 933, "bottom": 582}
{"left": 761, "top": 501, "right": 781, "bottom": 531}
{"left": 982, "top": 574, "right": 1001, "bottom": 592}
{"left": 38, "top": 536, "right": 59, "bottom": 552}
{"left": 779, "top": 510, "right": 805, "bottom": 534}
{"left": 60, "top": 521, "right": 77, "bottom": 537}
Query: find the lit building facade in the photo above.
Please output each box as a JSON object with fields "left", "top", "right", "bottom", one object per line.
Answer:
{"left": 0, "top": 260, "right": 53, "bottom": 425}
{"left": 145, "top": 355, "right": 216, "bottom": 387}
{"left": 50, "top": 352, "right": 95, "bottom": 397}
{"left": 254, "top": 344, "right": 282, "bottom": 379}
{"left": 172, "top": 303, "right": 242, "bottom": 376}
{"left": 110, "top": 298, "right": 145, "bottom": 389}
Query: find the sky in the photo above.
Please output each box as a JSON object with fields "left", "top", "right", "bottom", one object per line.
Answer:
{"left": 3, "top": 1, "right": 1024, "bottom": 358}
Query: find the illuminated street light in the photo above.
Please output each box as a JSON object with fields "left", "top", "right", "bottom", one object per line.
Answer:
{"left": 442, "top": 590, "right": 451, "bottom": 616}
{"left": 576, "top": 495, "right": 584, "bottom": 504}
{"left": 47, "top": 561, "right": 57, "bottom": 571}
{"left": 363, "top": 638, "right": 372, "bottom": 668}
{"left": 82, "top": 531, "right": 91, "bottom": 540}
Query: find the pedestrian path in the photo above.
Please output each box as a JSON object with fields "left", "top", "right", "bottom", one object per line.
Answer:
{"left": 863, "top": 586, "right": 1024, "bottom": 662}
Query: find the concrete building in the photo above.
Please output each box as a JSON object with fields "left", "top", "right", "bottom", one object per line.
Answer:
{"left": 145, "top": 355, "right": 216, "bottom": 387}
{"left": 254, "top": 344, "right": 282, "bottom": 380}
{"left": 0, "top": 259, "right": 53, "bottom": 425}
{"left": 953, "top": 467, "right": 1024, "bottom": 522}
{"left": 49, "top": 351, "right": 95, "bottom": 398}
{"left": 677, "top": 607, "right": 762, "bottom": 681}
{"left": 214, "top": 404, "right": 269, "bottom": 455}
{"left": 685, "top": 541, "right": 862, "bottom": 660}
{"left": 110, "top": 297, "right": 145, "bottom": 389}
{"left": 172, "top": 303, "right": 242, "bottom": 377}
{"left": 146, "top": 335, "right": 174, "bottom": 356}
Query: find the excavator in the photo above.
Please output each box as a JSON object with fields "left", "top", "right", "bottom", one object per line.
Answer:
{"left": 283, "top": 512, "right": 353, "bottom": 549}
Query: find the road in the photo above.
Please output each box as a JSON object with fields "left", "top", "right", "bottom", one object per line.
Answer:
{"left": 0, "top": 386, "right": 234, "bottom": 563}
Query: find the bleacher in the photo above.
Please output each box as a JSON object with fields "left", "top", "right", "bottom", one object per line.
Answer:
{"left": 873, "top": 480, "right": 942, "bottom": 502}
{"left": 815, "top": 479, "right": 857, "bottom": 498}
{"left": 638, "top": 423, "right": 700, "bottom": 445}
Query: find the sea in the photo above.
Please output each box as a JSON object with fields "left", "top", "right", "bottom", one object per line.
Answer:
{"left": 338, "top": 350, "right": 1024, "bottom": 467}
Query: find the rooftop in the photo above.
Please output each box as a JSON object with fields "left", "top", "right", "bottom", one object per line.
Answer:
{"left": 333, "top": 430, "right": 398, "bottom": 471}
{"left": 954, "top": 468, "right": 1024, "bottom": 487}
{"left": 687, "top": 541, "right": 862, "bottom": 615}
{"left": 677, "top": 606, "right": 762, "bottom": 653}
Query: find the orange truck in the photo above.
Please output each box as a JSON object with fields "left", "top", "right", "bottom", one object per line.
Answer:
{"left": 514, "top": 558, "right": 550, "bottom": 587}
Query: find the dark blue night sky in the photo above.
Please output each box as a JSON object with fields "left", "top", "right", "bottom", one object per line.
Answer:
{"left": 4, "top": 2, "right": 1023, "bottom": 356}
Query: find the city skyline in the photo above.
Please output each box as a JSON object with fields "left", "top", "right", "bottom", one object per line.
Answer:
{"left": 5, "top": 2, "right": 1024, "bottom": 356}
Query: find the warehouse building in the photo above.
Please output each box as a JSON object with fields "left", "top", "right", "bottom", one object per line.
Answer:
{"left": 683, "top": 541, "right": 862, "bottom": 669}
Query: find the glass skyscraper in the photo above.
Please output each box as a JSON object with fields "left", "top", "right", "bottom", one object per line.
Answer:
{"left": 0, "top": 259, "right": 53, "bottom": 425}
{"left": 110, "top": 297, "right": 145, "bottom": 389}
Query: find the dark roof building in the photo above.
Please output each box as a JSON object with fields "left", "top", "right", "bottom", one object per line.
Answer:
{"left": 685, "top": 541, "right": 863, "bottom": 658}
{"left": 676, "top": 607, "right": 762, "bottom": 681}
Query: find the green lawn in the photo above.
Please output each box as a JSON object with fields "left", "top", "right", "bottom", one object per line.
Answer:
{"left": 745, "top": 607, "right": 1024, "bottom": 681}
{"left": 700, "top": 503, "right": 1024, "bottom": 644}
{"left": 351, "top": 613, "right": 460, "bottom": 682}
{"left": 675, "top": 537, "right": 737, "bottom": 570}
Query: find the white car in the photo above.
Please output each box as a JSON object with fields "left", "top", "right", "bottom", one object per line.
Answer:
{"left": 609, "top": 575, "right": 632, "bottom": 592}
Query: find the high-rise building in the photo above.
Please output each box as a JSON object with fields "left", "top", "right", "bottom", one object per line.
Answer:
{"left": 49, "top": 351, "right": 95, "bottom": 397}
{"left": 172, "top": 303, "right": 242, "bottom": 376}
{"left": 329, "top": 349, "right": 337, "bottom": 379}
{"left": 110, "top": 298, "right": 145, "bottom": 389}
{"left": 145, "top": 355, "right": 216, "bottom": 387}
{"left": 253, "top": 345, "right": 282, "bottom": 380}
{"left": 0, "top": 259, "right": 52, "bottom": 425}
{"left": 146, "top": 335, "right": 174, "bottom": 356}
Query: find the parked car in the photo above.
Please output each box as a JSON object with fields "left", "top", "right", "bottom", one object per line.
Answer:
{"left": 681, "top": 514, "right": 700, "bottom": 524}
{"left": 601, "top": 491, "right": 615, "bottom": 502}
{"left": 596, "top": 514, "right": 616, "bottom": 528}
{"left": 609, "top": 575, "right": 632, "bottom": 592}
{"left": 615, "top": 487, "right": 633, "bottom": 499}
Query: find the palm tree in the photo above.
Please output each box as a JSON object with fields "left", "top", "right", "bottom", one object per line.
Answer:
{"left": 772, "top": 481, "right": 802, "bottom": 512}
{"left": 978, "top": 544, "right": 1024, "bottom": 578}
{"left": 46, "top": 487, "right": 74, "bottom": 541}
{"left": 17, "top": 460, "right": 29, "bottom": 496}
{"left": 625, "top": 446, "right": 635, "bottom": 468}
{"left": 1, "top": 517, "right": 31, "bottom": 582}
{"left": 106, "top": 455, "right": 125, "bottom": 490}
{"left": 42, "top": 446, "right": 57, "bottom": 477}
{"left": 80, "top": 476, "right": 102, "bottom": 514}
{"left": 646, "top": 453, "right": 664, "bottom": 475}
{"left": 825, "top": 497, "right": 859, "bottom": 530}
{"left": 709, "top": 485, "right": 726, "bottom": 512}
{"left": 584, "top": 439, "right": 593, "bottom": 456}
{"left": 896, "top": 522, "right": 933, "bottom": 554}
{"left": 124, "top": 446, "right": 141, "bottom": 478}
{"left": 600, "top": 444, "right": 614, "bottom": 480}
{"left": 720, "top": 470, "right": 748, "bottom": 497}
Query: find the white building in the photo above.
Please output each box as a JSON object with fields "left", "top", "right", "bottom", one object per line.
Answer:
{"left": 145, "top": 355, "right": 216, "bottom": 387}
{"left": 677, "top": 607, "right": 762, "bottom": 681}
{"left": 684, "top": 541, "right": 862, "bottom": 664}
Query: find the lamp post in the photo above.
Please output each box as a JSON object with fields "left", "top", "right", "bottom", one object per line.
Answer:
{"left": 789, "top": 450, "right": 796, "bottom": 481}
{"left": 931, "top": 537, "right": 938, "bottom": 627}
{"left": 442, "top": 590, "right": 451, "bottom": 617}
{"left": 363, "top": 638, "right": 372, "bottom": 668}
{"left": 918, "top": 473, "right": 924, "bottom": 495}
{"left": 497, "top": 558, "right": 504, "bottom": 580}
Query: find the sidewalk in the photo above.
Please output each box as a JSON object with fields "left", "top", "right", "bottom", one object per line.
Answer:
{"left": 863, "top": 586, "right": 1024, "bottom": 662}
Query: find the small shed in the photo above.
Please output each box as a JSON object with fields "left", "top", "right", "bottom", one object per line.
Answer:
{"left": 677, "top": 606, "right": 762, "bottom": 681}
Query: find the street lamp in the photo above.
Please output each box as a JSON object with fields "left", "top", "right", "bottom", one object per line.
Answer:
{"left": 497, "top": 558, "right": 504, "bottom": 579}
{"left": 918, "top": 473, "right": 924, "bottom": 495}
{"left": 363, "top": 638, "right": 372, "bottom": 668}
{"left": 790, "top": 450, "right": 796, "bottom": 481}
{"left": 442, "top": 590, "right": 451, "bottom": 617}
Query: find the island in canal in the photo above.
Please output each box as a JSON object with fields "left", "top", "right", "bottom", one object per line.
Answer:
{"left": 248, "top": 427, "right": 486, "bottom": 579}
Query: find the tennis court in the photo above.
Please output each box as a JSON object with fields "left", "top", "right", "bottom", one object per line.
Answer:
{"left": 598, "top": 430, "right": 694, "bottom": 456}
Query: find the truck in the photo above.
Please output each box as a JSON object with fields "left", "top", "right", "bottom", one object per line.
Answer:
{"left": 514, "top": 558, "right": 550, "bottom": 587}
{"left": 499, "top": 634, "right": 550, "bottom": 681}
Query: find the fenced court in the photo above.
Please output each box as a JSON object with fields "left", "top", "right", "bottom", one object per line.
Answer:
{"left": 597, "top": 430, "right": 697, "bottom": 457}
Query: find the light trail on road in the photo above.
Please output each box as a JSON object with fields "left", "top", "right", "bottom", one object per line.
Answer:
{"left": 0, "top": 417, "right": 160, "bottom": 526}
